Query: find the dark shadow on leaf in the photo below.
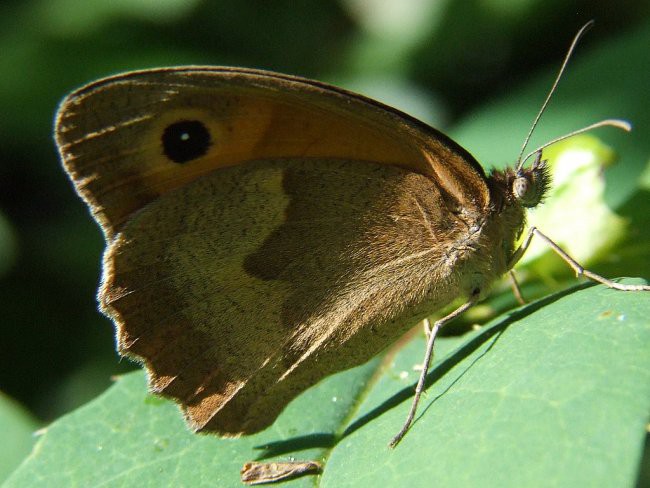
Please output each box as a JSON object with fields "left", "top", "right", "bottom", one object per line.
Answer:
{"left": 251, "top": 433, "right": 335, "bottom": 460}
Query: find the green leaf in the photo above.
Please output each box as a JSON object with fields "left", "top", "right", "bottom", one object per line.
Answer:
{"left": 3, "top": 353, "right": 380, "bottom": 487}
{"left": 5, "top": 282, "right": 649, "bottom": 487}
{"left": 324, "top": 280, "right": 650, "bottom": 487}
{"left": 0, "top": 392, "right": 39, "bottom": 483}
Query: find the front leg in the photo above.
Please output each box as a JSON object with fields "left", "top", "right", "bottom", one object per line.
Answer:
{"left": 508, "top": 227, "right": 650, "bottom": 291}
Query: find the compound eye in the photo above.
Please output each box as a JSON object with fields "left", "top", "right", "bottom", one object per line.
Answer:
{"left": 513, "top": 176, "right": 530, "bottom": 200}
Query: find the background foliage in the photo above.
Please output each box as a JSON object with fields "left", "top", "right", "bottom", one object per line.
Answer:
{"left": 1, "top": 0, "right": 649, "bottom": 486}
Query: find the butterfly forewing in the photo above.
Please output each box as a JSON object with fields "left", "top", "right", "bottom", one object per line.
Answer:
{"left": 55, "top": 67, "right": 490, "bottom": 239}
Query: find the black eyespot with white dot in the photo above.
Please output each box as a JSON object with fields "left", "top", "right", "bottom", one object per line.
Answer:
{"left": 162, "top": 120, "right": 211, "bottom": 163}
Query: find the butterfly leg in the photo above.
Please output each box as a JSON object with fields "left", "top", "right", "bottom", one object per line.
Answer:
{"left": 510, "top": 227, "right": 650, "bottom": 291}
{"left": 389, "top": 295, "right": 479, "bottom": 448}
{"left": 422, "top": 317, "right": 432, "bottom": 338}
{"left": 508, "top": 270, "right": 526, "bottom": 304}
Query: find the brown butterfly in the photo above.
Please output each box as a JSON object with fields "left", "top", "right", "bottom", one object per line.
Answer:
{"left": 54, "top": 21, "right": 648, "bottom": 448}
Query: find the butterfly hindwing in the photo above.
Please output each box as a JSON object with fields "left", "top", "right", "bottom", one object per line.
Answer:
{"left": 103, "top": 158, "right": 472, "bottom": 434}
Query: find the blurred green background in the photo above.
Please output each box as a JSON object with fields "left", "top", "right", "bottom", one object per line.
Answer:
{"left": 1, "top": 0, "right": 648, "bottom": 453}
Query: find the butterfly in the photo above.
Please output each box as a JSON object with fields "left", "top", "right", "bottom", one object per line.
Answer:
{"left": 54, "top": 21, "right": 647, "bottom": 448}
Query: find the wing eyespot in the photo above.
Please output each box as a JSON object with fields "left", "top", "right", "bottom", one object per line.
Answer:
{"left": 162, "top": 119, "right": 212, "bottom": 163}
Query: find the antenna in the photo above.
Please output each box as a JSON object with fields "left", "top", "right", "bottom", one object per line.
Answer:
{"left": 515, "top": 20, "right": 595, "bottom": 172}
{"left": 520, "top": 119, "right": 631, "bottom": 168}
